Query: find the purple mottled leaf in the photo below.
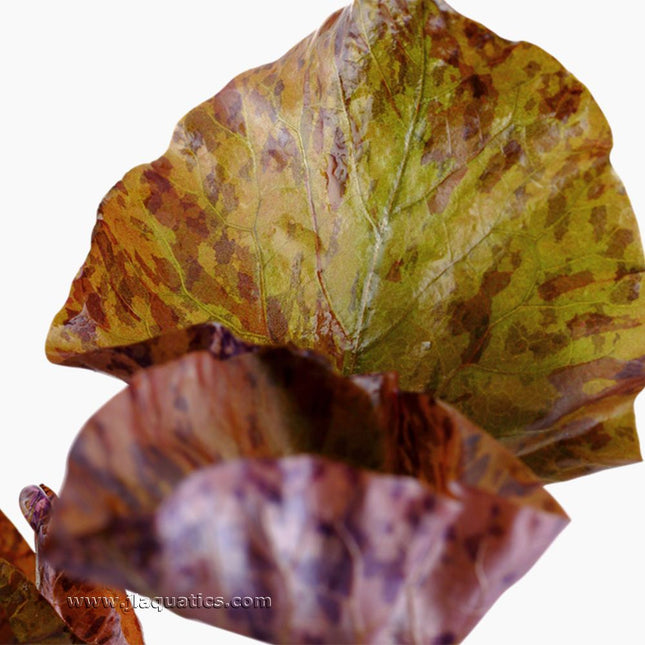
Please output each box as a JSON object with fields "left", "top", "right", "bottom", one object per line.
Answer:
{"left": 44, "top": 343, "right": 567, "bottom": 643}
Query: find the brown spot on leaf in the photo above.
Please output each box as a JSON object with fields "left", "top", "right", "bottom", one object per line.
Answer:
{"left": 326, "top": 126, "right": 348, "bottom": 211}
{"left": 214, "top": 231, "right": 235, "bottom": 265}
{"left": 586, "top": 423, "right": 613, "bottom": 451}
{"left": 86, "top": 293, "right": 107, "bottom": 328}
{"left": 524, "top": 61, "right": 541, "bottom": 78}
{"left": 587, "top": 181, "right": 606, "bottom": 201}
{"left": 566, "top": 312, "right": 639, "bottom": 340}
{"left": 539, "top": 75, "right": 584, "bottom": 122}
{"left": 237, "top": 272, "right": 259, "bottom": 302}
{"left": 589, "top": 205, "right": 607, "bottom": 242}
{"left": 450, "top": 269, "right": 511, "bottom": 363}
{"left": 143, "top": 170, "right": 172, "bottom": 216}
{"left": 150, "top": 293, "right": 180, "bottom": 330}
{"left": 210, "top": 86, "right": 245, "bottom": 137}
{"left": 266, "top": 297, "right": 288, "bottom": 341}
{"left": 427, "top": 167, "right": 467, "bottom": 213}
{"left": 386, "top": 259, "right": 403, "bottom": 282}
{"left": 538, "top": 271, "right": 594, "bottom": 301}
{"left": 152, "top": 256, "right": 181, "bottom": 291}
{"left": 606, "top": 228, "right": 634, "bottom": 258}
{"left": 545, "top": 193, "right": 567, "bottom": 227}
{"left": 609, "top": 274, "right": 640, "bottom": 304}
{"left": 504, "top": 322, "right": 568, "bottom": 359}
{"left": 478, "top": 140, "right": 522, "bottom": 192}
{"left": 467, "top": 74, "right": 491, "bottom": 99}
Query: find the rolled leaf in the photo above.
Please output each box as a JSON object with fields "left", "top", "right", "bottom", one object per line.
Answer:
{"left": 46, "top": 0, "right": 644, "bottom": 481}
{"left": 44, "top": 346, "right": 567, "bottom": 643}
{"left": 13, "top": 487, "right": 144, "bottom": 645}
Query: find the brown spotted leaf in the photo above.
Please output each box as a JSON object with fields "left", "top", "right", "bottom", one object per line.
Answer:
{"left": 18, "top": 485, "right": 144, "bottom": 645}
{"left": 0, "top": 510, "right": 35, "bottom": 582}
{"left": 46, "top": 0, "right": 645, "bottom": 481}
{"left": 44, "top": 346, "right": 567, "bottom": 643}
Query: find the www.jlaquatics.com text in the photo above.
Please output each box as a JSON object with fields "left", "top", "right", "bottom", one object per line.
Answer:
{"left": 66, "top": 594, "right": 272, "bottom": 612}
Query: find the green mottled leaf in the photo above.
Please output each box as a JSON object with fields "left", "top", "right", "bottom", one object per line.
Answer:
{"left": 0, "top": 560, "right": 80, "bottom": 644}
{"left": 46, "top": 0, "right": 644, "bottom": 481}
{"left": 0, "top": 509, "right": 80, "bottom": 643}
{"left": 45, "top": 344, "right": 566, "bottom": 644}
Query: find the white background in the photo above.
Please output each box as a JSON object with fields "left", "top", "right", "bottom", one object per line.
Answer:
{"left": 1, "top": 1, "right": 643, "bottom": 643}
